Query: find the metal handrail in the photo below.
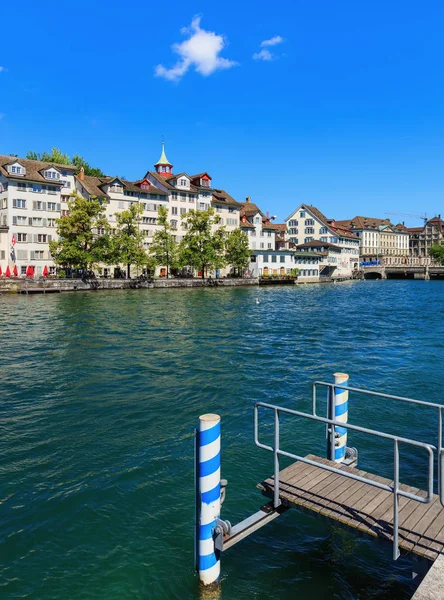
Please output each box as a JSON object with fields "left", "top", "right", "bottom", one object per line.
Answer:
{"left": 313, "top": 381, "right": 444, "bottom": 505}
{"left": 254, "top": 401, "right": 435, "bottom": 560}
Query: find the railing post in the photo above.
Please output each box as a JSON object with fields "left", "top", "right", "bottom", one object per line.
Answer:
{"left": 393, "top": 439, "right": 400, "bottom": 560}
{"left": 274, "top": 409, "right": 281, "bottom": 508}
{"left": 197, "top": 414, "right": 221, "bottom": 587}
{"left": 333, "top": 373, "right": 349, "bottom": 463}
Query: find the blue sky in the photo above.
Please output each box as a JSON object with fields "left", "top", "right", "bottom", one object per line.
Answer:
{"left": 1, "top": 0, "right": 444, "bottom": 226}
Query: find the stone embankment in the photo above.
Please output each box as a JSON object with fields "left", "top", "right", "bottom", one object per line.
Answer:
{"left": 0, "top": 277, "right": 260, "bottom": 294}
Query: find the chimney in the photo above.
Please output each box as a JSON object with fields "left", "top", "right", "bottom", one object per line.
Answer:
{"left": 78, "top": 166, "right": 85, "bottom": 181}
{"left": 246, "top": 196, "right": 250, "bottom": 203}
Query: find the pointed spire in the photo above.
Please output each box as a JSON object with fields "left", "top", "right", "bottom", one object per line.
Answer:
{"left": 155, "top": 141, "right": 172, "bottom": 167}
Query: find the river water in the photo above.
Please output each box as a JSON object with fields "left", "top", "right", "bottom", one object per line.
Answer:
{"left": 1, "top": 280, "right": 444, "bottom": 600}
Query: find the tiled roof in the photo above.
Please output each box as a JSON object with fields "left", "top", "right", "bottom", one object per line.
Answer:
{"left": 296, "top": 240, "right": 342, "bottom": 250}
{"left": 212, "top": 188, "right": 241, "bottom": 207}
{"left": 0, "top": 154, "right": 76, "bottom": 184}
{"left": 334, "top": 216, "right": 407, "bottom": 233}
{"left": 76, "top": 175, "right": 167, "bottom": 198}
{"left": 240, "top": 221, "right": 255, "bottom": 228}
{"left": 239, "top": 201, "right": 264, "bottom": 218}
{"left": 146, "top": 170, "right": 177, "bottom": 190}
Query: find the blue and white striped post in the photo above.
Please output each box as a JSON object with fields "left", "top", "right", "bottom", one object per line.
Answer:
{"left": 333, "top": 372, "right": 349, "bottom": 463}
{"left": 197, "top": 414, "right": 221, "bottom": 587}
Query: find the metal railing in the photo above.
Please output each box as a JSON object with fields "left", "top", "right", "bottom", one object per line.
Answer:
{"left": 255, "top": 382, "right": 444, "bottom": 560}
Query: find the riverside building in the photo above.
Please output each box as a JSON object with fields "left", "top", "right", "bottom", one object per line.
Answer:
{"left": 407, "top": 216, "right": 444, "bottom": 265}
{"left": 0, "top": 145, "right": 242, "bottom": 277}
{"left": 285, "top": 204, "right": 360, "bottom": 278}
{"left": 238, "top": 197, "right": 295, "bottom": 276}
{"left": 334, "top": 216, "right": 409, "bottom": 265}
{"left": 0, "top": 154, "right": 77, "bottom": 276}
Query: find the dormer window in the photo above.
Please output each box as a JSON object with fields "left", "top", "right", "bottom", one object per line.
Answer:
{"left": 8, "top": 163, "right": 25, "bottom": 176}
{"left": 201, "top": 179, "right": 210, "bottom": 187}
{"left": 141, "top": 183, "right": 149, "bottom": 190}
{"left": 109, "top": 183, "right": 123, "bottom": 193}
{"left": 180, "top": 179, "right": 187, "bottom": 186}
{"left": 12, "top": 166, "right": 21, "bottom": 174}
{"left": 44, "top": 170, "right": 60, "bottom": 180}
{"left": 255, "top": 216, "right": 261, "bottom": 224}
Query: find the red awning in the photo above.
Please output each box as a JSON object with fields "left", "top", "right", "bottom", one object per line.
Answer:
{"left": 5, "top": 265, "right": 11, "bottom": 277}
{"left": 42, "top": 265, "right": 49, "bottom": 277}
{"left": 12, "top": 265, "right": 18, "bottom": 277}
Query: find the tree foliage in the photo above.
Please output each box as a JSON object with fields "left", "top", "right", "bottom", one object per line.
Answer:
{"left": 149, "top": 205, "right": 179, "bottom": 278}
{"left": 49, "top": 193, "right": 111, "bottom": 270}
{"left": 112, "top": 202, "right": 148, "bottom": 278}
{"left": 225, "top": 228, "right": 251, "bottom": 275}
{"left": 178, "top": 208, "right": 227, "bottom": 278}
{"left": 26, "top": 147, "right": 105, "bottom": 177}
{"left": 429, "top": 244, "right": 444, "bottom": 265}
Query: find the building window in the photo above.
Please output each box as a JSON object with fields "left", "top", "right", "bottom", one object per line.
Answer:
{"left": 37, "top": 234, "right": 47, "bottom": 243}
{"left": 180, "top": 179, "right": 187, "bottom": 186}
{"left": 17, "top": 233, "right": 27, "bottom": 242}
{"left": 260, "top": 242, "right": 264, "bottom": 249}
{"left": 170, "top": 219, "right": 178, "bottom": 228}
{"left": 289, "top": 219, "right": 297, "bottom": 226}
{"left": 305, "top": 219, "right": 315, "bottom": 226}
{"left": 320, "top": 227, "right": 328, "bottom": 234}
{"left": 263, "top": 255, "right": 269, "bottom": 262}
{"left": 172, "top": 192, "right": 178, "bottom": 200}
{"left": 280, "top": 256, "right": 285, "bottom": 263}
{"left": 171, "top": 207, "right": 178, "bottom": 215}
{"left": 141, "top": 183, "right": 149, "bottom": 190}
{"left": 289, "top": 228, "right": 298, "bottom": 235}
{"left": 300, "top": 211, "right": 305, "bottom": 218}
{"left": 272, "top": 255, "right": 277, "bottom": 263}
{"left": 180, "top": 208, "right": 186, "bottom": 215}
{"left": 251, "top": 255, "right": 257, "bottom": 262}
{"left": 255, "top": 216, "right": 261, "bottom": 223}
{"left": 13, "top": 199, "right": 27, "bottom": 209}
{"left": 305, "top": 227, "right": 315, "bottom": 234}
{"left": 47, "top": 202, "right": 57, "bottom": 211}
{"left": 12, "top": 166, "right": 22, "bottom": 174}
{"left": 268, "top": 243, "right": 272, "bottom": 249}
{"left": 181, "top": 194, "right": 186, "bottom": 202}
{"left": 33, "top": 184, "right": 42, "bottom": 193}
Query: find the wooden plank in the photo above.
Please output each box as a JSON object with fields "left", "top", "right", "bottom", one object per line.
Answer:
{"left": 258, "top": 455, "right": 444, "bottom": 561}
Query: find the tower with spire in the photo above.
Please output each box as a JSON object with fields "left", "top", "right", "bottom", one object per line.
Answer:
{"left": 154, "top": 142, "right": 173, "bottom": 177}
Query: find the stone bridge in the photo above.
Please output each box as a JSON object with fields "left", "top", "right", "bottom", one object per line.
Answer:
{"left": 361, "top": 266, "right": 444, "bottom": 280}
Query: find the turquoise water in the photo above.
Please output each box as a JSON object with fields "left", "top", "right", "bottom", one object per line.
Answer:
{"left": 1, "top": 281, "right": 444, "bottom": 600}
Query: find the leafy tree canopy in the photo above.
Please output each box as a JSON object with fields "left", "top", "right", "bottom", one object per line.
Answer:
{"left": 149, "top": 205, "right": 179, "bottom": 278}
{"left": 225, "top": 228, "right": 251, "bottom": 274}
{"left": 112, "top": 202, "right": 148, "bottom": 278}
{"left": 429, "top": 244, "right": 444, "bottom": 265}
{"left": 49, "top": 192, "right": 111, "bottom": 270}
{"left": 178, "top": 208, "right": 227, "bottom": 278}
{"left": 26, "top": 147, "right": 105, "bottom": 177}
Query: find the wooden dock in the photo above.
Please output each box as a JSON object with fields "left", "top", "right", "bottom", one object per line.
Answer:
{"left": 258, "top": 455, "right": 444, "bottom": 562}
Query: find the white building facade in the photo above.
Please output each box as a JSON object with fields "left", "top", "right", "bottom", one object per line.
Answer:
{"left": 285, "top": 204, "right": 360, "bottom": 278}
{"left": 0, "top": 155, "right": 77, "bottom": 276}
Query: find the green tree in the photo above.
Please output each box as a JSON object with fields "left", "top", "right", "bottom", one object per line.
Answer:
{"left": 429, "top": 244, "right": 444, "bottom": 265}
{"left": 112, "top": 202, "right": 147, "bottom": 278}
{"left": 149, "top": 205, "right": 179, "bottom": 278}
{"left": 225, "top": 228, "right": 251, "bottom": 276}
{"left": 178, "top": 208, "right": 227, "bottom": 279}
{"left": 26, "top": 147, "right": 105, "bottom": 177}
{"left": 49, "top": 192, "right": 111, "bottom": 271}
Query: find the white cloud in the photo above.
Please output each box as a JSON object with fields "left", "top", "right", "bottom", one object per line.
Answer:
{"left": 253, "top": 35, "right": 285, "bottom": 61}
{"left": 155, "top": 16, "right": 238, "bottom": 82}
{"left": 261, "top": 36, "right": 284, "bottom": 47}
{"left": 253, "top": 49, "right": 273, "bottom": 61}
{"left": 0, "top": 67, "right": 5, "bottom": 73}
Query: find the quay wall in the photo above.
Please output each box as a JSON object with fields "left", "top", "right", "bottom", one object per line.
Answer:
{"left": 0, "top": 277, "right": 260, "bottom": 294}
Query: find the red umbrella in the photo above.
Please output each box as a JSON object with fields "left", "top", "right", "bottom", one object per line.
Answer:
{"left": 5, "top": 265, "right": 11, "bottom": 277}
{"left": 13, "top": 265, "right": 18, "bottom": 277}
{"left": 42, "top": 265, "right": 49, "bottom": 277}
{"left": 25, "top": 265, "right": 33, "bottom": 277}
